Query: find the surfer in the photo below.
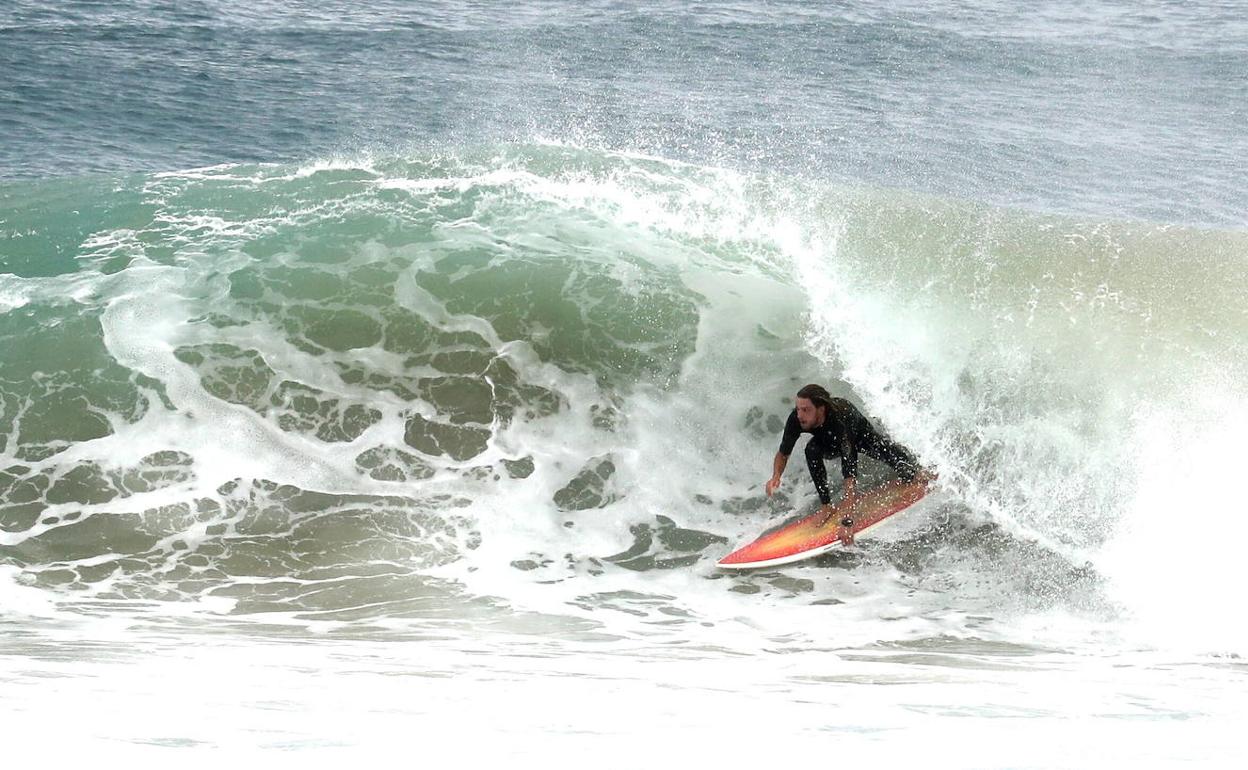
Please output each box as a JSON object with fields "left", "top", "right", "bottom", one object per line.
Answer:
{"left": 765, "top": 384, "right": 930, "bottom": 546}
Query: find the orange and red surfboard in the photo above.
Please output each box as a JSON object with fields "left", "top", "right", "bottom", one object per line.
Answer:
{"left": 717, "top": 478, "right": 931, "bottom": 569}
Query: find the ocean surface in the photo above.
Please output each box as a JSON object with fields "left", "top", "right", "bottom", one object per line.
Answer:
{"left": 2, "top": 1, "right": 1246, "bottom": 763}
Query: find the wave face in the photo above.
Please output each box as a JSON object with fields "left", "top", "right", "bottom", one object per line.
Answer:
{"left": 2, "top": 146, "right": 1246, "bottom": 652}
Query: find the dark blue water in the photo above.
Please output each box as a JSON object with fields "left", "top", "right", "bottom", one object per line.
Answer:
{"left": 3, "top": 0, "right": 1246, "bottom": 225}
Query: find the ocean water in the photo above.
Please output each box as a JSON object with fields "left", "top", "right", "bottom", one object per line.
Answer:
{"left": 2, "top": 1, "right": 1246, "bottom": 764}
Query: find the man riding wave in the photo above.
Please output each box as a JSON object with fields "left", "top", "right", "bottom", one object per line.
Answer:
{"left": 765, "top": 384, "right": 933, "bottom": 545}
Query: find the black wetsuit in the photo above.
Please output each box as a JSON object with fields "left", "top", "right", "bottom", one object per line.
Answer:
{"left": 778, "top": 398, "right": 919, "bottom": 505}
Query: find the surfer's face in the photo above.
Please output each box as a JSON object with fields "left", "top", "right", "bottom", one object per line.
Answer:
{"left": 795, "top": 397, "right": 824, "bottom": 430}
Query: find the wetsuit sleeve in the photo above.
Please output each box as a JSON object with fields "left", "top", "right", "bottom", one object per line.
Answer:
{"left": 778, "top": 410, "right": 801, "bottom": 455}
{"left": 840, "top": 430, "right": 858, "bottom": 479}
{"left": 829, "top": 398, "right": 862, "bottom": 479}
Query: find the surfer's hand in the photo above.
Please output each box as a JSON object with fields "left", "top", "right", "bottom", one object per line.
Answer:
{"left": 837, "top": 492, "right": 857, "bottom": 544}
{"left": 836, "top": 525, "right": 855, "bottom": 546}
{"left": 816, "top": 504, "right": 835, "bottom": 526}
{"left": 765, "top": 476, "right": 781, "bottom": 497}
{"left": 841, "top": 492, "right": 857, "bottom": 517}
{"left": 836, "top": 520, "right": 855, "bottom": 546}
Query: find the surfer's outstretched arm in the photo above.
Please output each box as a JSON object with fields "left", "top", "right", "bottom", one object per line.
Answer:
{"left": 817, "top": 477, "right": 859, "bottom": 545}
{"left": 765, "top": 452, "right": 789, "bottom": 496}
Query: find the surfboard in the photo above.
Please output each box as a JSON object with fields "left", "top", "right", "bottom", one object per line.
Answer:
{"left": 717, "top": 478, "right": 931, "bottom": 570}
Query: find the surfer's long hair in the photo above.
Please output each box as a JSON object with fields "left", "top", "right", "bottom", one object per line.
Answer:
{"left": 796, "top": 383, "right": 834, "bottom": 410}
